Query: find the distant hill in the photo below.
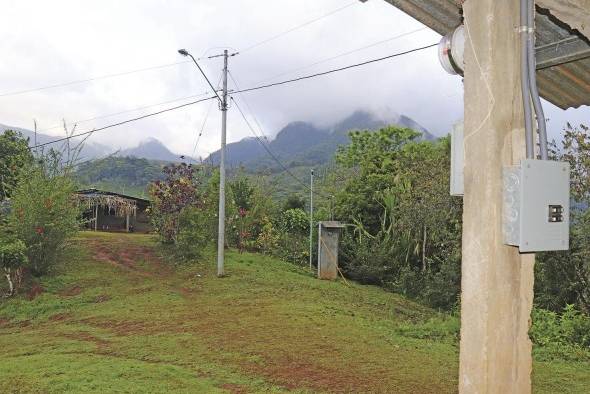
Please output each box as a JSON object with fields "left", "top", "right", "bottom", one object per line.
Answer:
{"left": 207, "top": 110, "right": 434, "bottom": 170}
{"left": 75, "top": 155, "right": 166, "bottom": 198}
{"left": 0, "top": 124, "right": 188, "bottom": 163}
{"left": 118, "top": 138, "right": 190, "bottom": 163}
{"left": 0, "top": 123, "right": 110, "bottom": 160}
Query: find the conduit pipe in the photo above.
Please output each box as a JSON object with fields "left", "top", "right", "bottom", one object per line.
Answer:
{"left": 526, "top": 0, "right": 549, "bottom": 160}
{"left": 520, "top": 0, "right": 535, "bottom": 159}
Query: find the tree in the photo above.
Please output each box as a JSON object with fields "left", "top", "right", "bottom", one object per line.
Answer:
{"left": 335, "top": 126, "right": 463, "bottom": 309}
{"left": 0, "top": 130, "right": 33, "bottom": 201}
{"left": 283, "top": 194, "right": 305, "bottom": 211}
{"left": 9, "top": 152, "right": 80, "bottom": 276}
{"left": 537, "top": 123, "right": 590, "bottom": 314}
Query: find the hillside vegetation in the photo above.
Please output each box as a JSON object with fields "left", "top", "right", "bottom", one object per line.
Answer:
{"left": 0, "top": 233, "right": 588, "bottom": 393}
{"left": 75, "top": 156, "right": 166, "bottom": 198}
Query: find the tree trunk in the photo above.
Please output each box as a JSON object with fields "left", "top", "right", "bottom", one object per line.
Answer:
{"left": 4, "top": 268, "right": 13, "bottom": 296}
{"left": 422, "top": 225, "right": 427, "bottom": 272}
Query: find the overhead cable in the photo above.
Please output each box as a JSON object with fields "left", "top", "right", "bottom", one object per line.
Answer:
{"left": 230, "top": 96, "right": 314, "bottom": 194}
{"left": 30, "top": 95, "right": 217, "bottom": 150}
{"left": 37, "top": 91, "right": 213, "bottom": 133}
{"left": 191, "top": 74, "right": 223, "bottom": 160}
{"left": 238, "top": 0, "right": 358, "bottom": 54}
{"left": 256, "top": 27, "right": 428, "bottom": 84}
{"left": 233, "top": 43, "right": 438, "bottom": 95}
{"left": 31, "top": 42, "right": 437, "bottom": 149}
{"left": 228, "top": 70, "right": 270, "bottom": 141}
{"left": 0, "top": 60, "right": 190, "bottom": 98}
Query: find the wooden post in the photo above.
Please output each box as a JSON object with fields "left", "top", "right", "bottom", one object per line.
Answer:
{"left": 460, "top": 1, "right": 535, "bottom": 393}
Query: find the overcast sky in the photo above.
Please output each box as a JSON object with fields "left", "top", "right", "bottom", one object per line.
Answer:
{"left": 1, "top": 0, "right": 588, "bottom": 158}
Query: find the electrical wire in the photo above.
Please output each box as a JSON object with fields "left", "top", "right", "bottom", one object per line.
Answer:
{"left": 228, "top": 70, "right": 269, "bottom": 141}
{"left": 180, "top": 51, "right": 223, "bottom": 104}
{"left": 1, "top": 1, "right": 360, "bottom": 99}
{"left": 230, "top": 96, "right": 314, "bottom": 194}
{"left": 191, "top": 74, "right": 223, "bottom": 160}
{"left": 0, "top": 60, "right": 190, "bottom": 98}
{"left": 239, "top": 0, "right": 358, "bottom": 54}
{"left": 30, "top": 42, "right": 438, "bottom": 150}
{"left": 256, "top": 27, "right": 428, "bottom": 84}
{"left": 233, "top": 43, "right": 438, "bottom": 95}
{"left": 37, "top": 90, "right": 214, "bottom": 133}
{"left": 30, "top": 95, "right": 217, "bottom": 150}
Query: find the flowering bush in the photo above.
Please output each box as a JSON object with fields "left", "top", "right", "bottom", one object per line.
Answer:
{"left": 149, "top": 163, "right": 204, "bottom": 243}
{"left": 9, "top": 155, "right": 79, "bottom": 276}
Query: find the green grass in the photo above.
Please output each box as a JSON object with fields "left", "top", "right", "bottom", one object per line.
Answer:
{"left": 0, "top": 232, "right": 588, "bottom": 393}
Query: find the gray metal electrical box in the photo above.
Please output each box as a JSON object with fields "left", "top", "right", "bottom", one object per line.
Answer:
{"left": 450, "top": 121, "right": 464, "bottom": 196}
{"left": 503, "top": 159, "right": 570, "bottom": 252}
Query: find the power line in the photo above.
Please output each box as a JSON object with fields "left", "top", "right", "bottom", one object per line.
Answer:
{"left": 0, "top": 60, "right": 190, "bottom": 98}
{"left": 230, "top": 96, "right": 311, "bottom": 192}
{"left": 1, "top": 1, "right": 360, "bottom": 99}
{"left": 37, "top": 90, "right": 213, "bottom": 133}
{"left": 233, "top": 43, "right": 438, "bottom": 95}
{"left": 30, "top": 95, "right": 217, "bottom": 150}
{"left": 256, "top": 27, "right": 428, "bottom": 84}
{"left": 239, "top": 0, "right": 358, "bottom": 53}
{"left": 30, "top": 42, "right": 437, "bottom": 150}
{"left": 228, "top": 70, "right": 270, "bottom": 142}
{"left": 191, "top": 74, "right": 223, "bottom": 160}
{"left": 178, "top": 50, "right": 224, "bottom": 104}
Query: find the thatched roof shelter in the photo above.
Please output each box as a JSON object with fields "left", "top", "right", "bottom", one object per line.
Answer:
{"left": 75, "top": 189, "right": 151, "bottom": 232}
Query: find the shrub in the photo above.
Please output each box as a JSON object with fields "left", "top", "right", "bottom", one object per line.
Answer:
{"left": 256, "top": 217, "right": 279, "bottom": 253}
{"left": 530, "top": 305, "right": 590, "bottom": 361}
{"left": 9, "top": 158, "right": 79, "bottom": 276}
{"left": 0, "top": 237, "right": 28, "bottom": 296}
{"left": 175, "top": 206, "right": 216, "bottom": 261}
{"left": 283, "top": 194, "right": 305, "bottom": 211}
{"left": 279, "top": 209, "right": 308, "bottom": 235}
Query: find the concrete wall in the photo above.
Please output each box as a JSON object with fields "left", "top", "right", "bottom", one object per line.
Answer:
{"left": 317, "top": 222, "right": 343, "bottom": 280}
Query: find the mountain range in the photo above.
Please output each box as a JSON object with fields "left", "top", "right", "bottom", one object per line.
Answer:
{"left": 206, "top": 110, "right": 434, "bottom": 170}
{"left": 0, "top": 123, "right": 185, "bottom": 162}
{"left": 1, "top": 110, "right": 433, "bottom": 168}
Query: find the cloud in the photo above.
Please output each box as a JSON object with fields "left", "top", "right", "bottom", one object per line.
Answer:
{"left": 0, "top": 0, "right": 586, "bottom": 157}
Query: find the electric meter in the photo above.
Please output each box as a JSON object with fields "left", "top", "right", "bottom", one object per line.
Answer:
{"left": 438, "top": 25, "right": 465, "bottom": 75}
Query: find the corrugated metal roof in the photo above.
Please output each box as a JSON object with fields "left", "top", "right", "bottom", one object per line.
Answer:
{"left": 384, "top": 0, "right": 590, "bottom": 109}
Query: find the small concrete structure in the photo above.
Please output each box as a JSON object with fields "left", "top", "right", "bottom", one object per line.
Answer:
{"left": 317, "top": 221, "right": 345, "bottom": 280}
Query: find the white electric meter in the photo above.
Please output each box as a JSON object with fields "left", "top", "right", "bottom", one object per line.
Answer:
{"left": 438, "top": 25, "right": 465, "bottom": 75}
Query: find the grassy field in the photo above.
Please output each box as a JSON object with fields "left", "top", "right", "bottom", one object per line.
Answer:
{"left": 0, "top": 233, "right": 588, "bottom": 393}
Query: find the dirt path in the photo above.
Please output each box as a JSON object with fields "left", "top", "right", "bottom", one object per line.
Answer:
{"left": 86, "top": 235, "right": 172, "bottom": 279}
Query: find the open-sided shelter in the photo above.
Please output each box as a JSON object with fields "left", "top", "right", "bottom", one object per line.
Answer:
{"left": 76, "top": 188, "right": 151, "bottom": 233}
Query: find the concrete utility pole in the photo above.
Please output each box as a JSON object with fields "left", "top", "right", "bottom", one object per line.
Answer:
{"left": 178, "top": 47, "right": 231, "bottom": 277}
{"left": 460, "top": 2, "right": 534, "bottom": 392}
{"left": 217, "top": 49, "right": 229, "bottom": 277}
{"left": 309, "top": 169, "right": 314, "bottom": 270}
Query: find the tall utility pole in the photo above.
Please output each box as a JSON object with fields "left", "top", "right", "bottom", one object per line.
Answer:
{"left": 217, "top": 50, "right": 229, "bottom": 277}
{"left": 178, "top": 47, "right": 230, "bottom": 278}
{"left": 309, "top": 168, "right": 314, "bottom": 270}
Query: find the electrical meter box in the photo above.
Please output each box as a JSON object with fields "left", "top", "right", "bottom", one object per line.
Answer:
{"left": 503, "top": 159, "right": 570, "bottom": 252}
{"left": 450, "top": 122, "right": 464, "bottom": 196}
